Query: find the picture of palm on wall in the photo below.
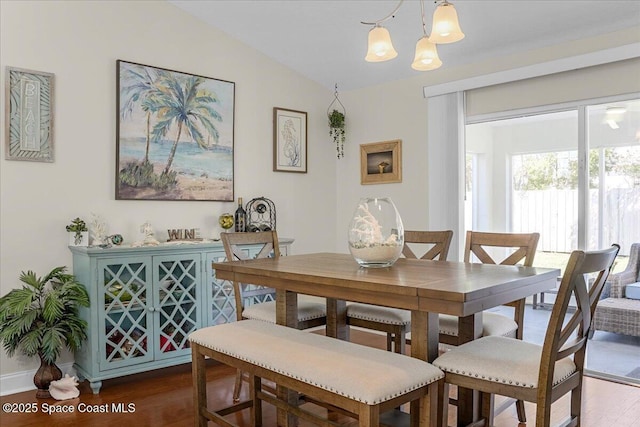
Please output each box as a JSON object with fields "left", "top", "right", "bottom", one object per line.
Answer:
{"left": 116, "top": 60, "right": 235, "bottom": 201}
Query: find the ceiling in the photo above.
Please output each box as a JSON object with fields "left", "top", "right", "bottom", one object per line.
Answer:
{"left": 169, "top": 1, "right": 640, "bottom": 91}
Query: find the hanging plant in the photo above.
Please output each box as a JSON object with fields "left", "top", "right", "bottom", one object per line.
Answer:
{"left": 328, "top": 109, "right": 345, "bottom": 159}
{"left": 327, "top": 83, "right": 346, "bottom": 159}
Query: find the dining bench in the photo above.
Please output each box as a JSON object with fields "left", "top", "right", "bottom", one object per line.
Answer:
{"left": 189, "top": 319, "right": 444, "bottom": 427}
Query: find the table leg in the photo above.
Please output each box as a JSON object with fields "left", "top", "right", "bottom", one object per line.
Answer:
{"left": 456, "top": 312, "right": 482, "bottom": 427}
{"left": 410, "top": 311, "right": 438, "bottom": 427}
{"left": 326, "top": 298, "right": 348, "bottom": 341}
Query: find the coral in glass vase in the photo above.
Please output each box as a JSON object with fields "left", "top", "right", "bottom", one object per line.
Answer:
{"left": 348, "top": 197, "right": 404, "bottom": 267}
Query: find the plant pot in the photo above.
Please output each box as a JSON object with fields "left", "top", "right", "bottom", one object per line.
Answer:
{"left": 34, "top": 354, "right": 63, "bottom": 399}
{"left": 68, "top": 231, "right": 89, "bottom": 246}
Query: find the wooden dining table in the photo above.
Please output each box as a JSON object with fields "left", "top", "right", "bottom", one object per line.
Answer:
{"left": 213, "top": 252, "right": 560, "bottom": 427}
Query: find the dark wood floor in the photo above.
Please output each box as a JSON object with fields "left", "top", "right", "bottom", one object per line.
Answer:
{"left": 2, "top": 330, "right": 639, "bottom": 426}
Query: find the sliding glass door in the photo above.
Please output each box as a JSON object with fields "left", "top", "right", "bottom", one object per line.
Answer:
{"left": 465, "top": 95, "right": 640, "bottom": 384}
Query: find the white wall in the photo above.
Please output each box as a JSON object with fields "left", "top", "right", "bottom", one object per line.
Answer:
{"left": 0, "top": 0, "right": 336, "bottom": 378}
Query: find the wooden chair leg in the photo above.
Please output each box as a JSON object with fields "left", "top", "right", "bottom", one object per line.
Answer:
{"left": 233, "top": 368, "right": 243, "bottom": 402}
{"left": 358, "top": 403, "right": 378, "bottom": 427}
{"left": 191, "top": 343, "right": 208, "bottom": 427}
{"left": 436, "top": 381, "right": 449, "bottom": 427}
{"left": 570, "top": 381, "right": 583, "bottom": 426}
{"left": 480, "top": 392, "right": 494, "bottom": 427}
{"left": 250, "top": 374, "right": 262, "bottom": 427}
{"left": 516, "top": 399, "right": 526, "bottom": 423}
{"left": 386, "top": 333, "right": 393, "bottom": 351}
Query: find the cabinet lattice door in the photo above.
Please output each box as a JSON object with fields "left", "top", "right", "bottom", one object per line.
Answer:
{"left": 99, "top": 258, "right": 153, "bottom": 369}
{"left": 153, "top": 255, "right": 201, "bottom": 360}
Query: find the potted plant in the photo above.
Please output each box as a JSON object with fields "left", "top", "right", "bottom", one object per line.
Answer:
{"left": 328, "top": 109, "right": 346, "bottom": 159}
{"left": 66, "top": 217, "right": 88, "bottom": 246}
{"left": 0, "top": 266, "right": 90, "bottom": 398}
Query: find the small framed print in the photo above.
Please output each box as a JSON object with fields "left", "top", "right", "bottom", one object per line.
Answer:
{"left": 360, "top": 139, "right": 402, "bottom": 185}
{"left": 5, "top": 67, "right": 55, "bottom": 162}
{"left": 273, "top": 107, "right": 307, "bottom": 173}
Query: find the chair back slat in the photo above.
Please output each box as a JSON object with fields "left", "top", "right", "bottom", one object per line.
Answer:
{"left": 463, "top": 231, "right": 540, "bottom": 339}
{"left": 402, "top": 230, "right": 453, "bottom": 261}
{"left": 538, "top": 244, "right": 619, "bottom": 399}
{"left": 221, "top": 231, "right": 281, "bottom": 320}
{"left": 464, "top": 231, "right": 540, "bottom": 266}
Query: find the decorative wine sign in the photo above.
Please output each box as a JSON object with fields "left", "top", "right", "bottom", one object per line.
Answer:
{"left": 167, "top": 228, "right": 203, "bottom": 242}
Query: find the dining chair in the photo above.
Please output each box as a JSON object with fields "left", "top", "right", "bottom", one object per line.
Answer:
{"left": 346, "top": 230, "right": 454, "bottom": 354}
{"left": 220, "top": 231, "right": 327, "bottom": 401}
{"left": 436, "top": 230, "right": 540, "bottom": 422}
{"left": 433, "top": 244, "right": 619, "bottom": 427}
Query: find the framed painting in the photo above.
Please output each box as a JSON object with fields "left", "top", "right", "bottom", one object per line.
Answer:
{"left": 116, "top": 60, "right": 235, "bottom": 201}
{"left": 360, "top": 139, "right": 402, "bottom": 185}
{"left": 273, "top": 107, "right": 307, "bottom": 173}
{"left": 5, "top": 67, "right": 54, "bottom": 162}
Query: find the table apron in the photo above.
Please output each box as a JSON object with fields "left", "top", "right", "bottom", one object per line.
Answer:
{"left": 419, "top": 276, "right": 557, "bottom": 316}
{"left": 225, "top": 272, "right": 421, "bottom": 311}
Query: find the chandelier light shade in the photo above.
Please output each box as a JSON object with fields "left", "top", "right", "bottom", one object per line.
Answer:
{"left": 411, "top": 37, "right": 442, "bottom": 70}
{"left": 362, "top": 0, "right": 464, "bottom": 70}
{"left": 365, "top": 25, "right": 398, "bottom": 62}
{"left": 429, "top": 0, "right": 465, "bottom": 44}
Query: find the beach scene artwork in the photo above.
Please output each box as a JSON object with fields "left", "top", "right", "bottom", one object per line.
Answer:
{"left": 116, "top": 60, "right": 234, "bottom": 201}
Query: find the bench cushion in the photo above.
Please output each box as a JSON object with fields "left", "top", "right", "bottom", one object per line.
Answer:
{"left": 189, "top": 319, "right": 443, "bottom": 405}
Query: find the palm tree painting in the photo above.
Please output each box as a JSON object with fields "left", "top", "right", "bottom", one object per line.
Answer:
{"left": 116, "top": 60, "right": 234, "bottom": 201}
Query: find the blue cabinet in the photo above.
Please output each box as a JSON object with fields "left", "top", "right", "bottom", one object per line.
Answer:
{"left": 70, "top": 239, "right": 292, "bottom": 393}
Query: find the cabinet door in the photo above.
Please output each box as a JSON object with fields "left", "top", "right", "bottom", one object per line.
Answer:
{"left": 98, "top": 258, "right": 154, "bottom": 370}
{"left": 206, "top": 252, "right": 237, "bottom": 325}
{"left": 153, "top": 254, "right": 201, "bottom": 360}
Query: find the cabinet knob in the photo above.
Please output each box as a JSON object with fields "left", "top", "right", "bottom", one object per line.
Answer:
{"left": 148, "top": 307, "right": 156, "bottom": 312}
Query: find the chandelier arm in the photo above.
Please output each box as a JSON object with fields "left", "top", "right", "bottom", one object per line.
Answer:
{"left": 420, "top": 0, "right": 427, "bottom": 36}
{"left": 360, "top": 0, "right": 405, "bottom": 26}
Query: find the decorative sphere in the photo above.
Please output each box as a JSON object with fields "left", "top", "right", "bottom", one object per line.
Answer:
{"left": 219, "top": 213, "right": 234, "bottom": 229}
{"left": 110, "top": 234, "right": 124, "bottom": 245}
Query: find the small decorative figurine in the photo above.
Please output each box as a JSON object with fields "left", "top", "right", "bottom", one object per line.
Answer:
{"left": 49, "top": 374, "right": 80, "bottom": 401}
{"left": 141, "top": 221, "right": 160, "bottom": 246}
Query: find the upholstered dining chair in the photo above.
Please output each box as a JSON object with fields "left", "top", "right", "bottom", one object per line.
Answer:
{"left": 434, "top": 230, "right": 540, "bottom": 422}
{"left": 433, "top": 244, "right": 619, "bottom": 427}
{"left": 346, "top": 230, "right": 454, "bottom": 354}
{"left": 220, "top": 231, "right": 327, "bottom": 401}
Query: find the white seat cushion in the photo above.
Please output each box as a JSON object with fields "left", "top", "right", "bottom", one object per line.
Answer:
{"left": 433, "top": 336, "right": 576, "bottom": 389}
{"left": 438, "top": 313, "right": 517, "bottom": 338}
{"left": 243, "top": 295, "right": 326, "bottom": 323}
{"left": 189, "top": 319, "right": 443, "bottom": 405}
{"left": 346, "top": 303, "right": 411, "bottom": 326}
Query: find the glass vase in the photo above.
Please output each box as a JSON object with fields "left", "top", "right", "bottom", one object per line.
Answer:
{"left": 348, "top": 197, "right": 404, "bottom": 268}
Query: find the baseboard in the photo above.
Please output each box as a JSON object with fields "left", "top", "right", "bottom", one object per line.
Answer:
{"left": 0, "top": 362, "right": 74, "bottom": 397}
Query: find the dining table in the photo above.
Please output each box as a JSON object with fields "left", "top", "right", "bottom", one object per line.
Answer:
{"left": 212, "top": 252, "right": 560, "bottom": 427}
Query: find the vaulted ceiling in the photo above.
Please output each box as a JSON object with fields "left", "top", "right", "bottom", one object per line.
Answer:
{"left": 170, "top": 1, "right": 640, "bottom": 91}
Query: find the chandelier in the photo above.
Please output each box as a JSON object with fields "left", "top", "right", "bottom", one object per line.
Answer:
{"left": 362, "top": 0, "right": 464, "bottom": 71}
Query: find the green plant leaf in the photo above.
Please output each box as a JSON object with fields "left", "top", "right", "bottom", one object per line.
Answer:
{"left": 19, "top": 271, "right": 44, "bottom": 292}
{"left": 0, "top": 288, "right": 36, "bottom": 317}
{"left": 20, "top": 329, "right": 43, "bottom": 359}
{"left": 43, "top": 290, "right": 64, "bottom": 323}
{"left": 41, "top": 326, "right": 65, "bottom": 364}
